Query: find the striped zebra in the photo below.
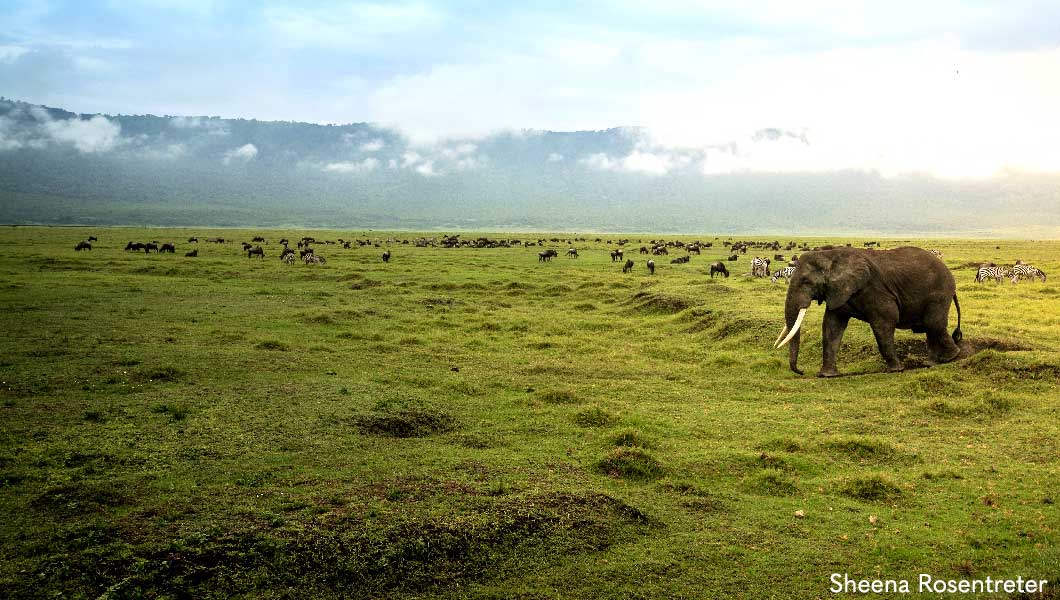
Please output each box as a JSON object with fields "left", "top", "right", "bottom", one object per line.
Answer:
{"left": 929, "top": 249, "right": 943, "bottom": 258}
{"left": 771, "top": 266, "right": 796, "bottom": 284}
{"left": 304, "top": 254, "right": 326, "bottom": 265}
{"left": 751, "top": 256, "right": 770, "bottom": 278}
{"left": 1011, "top": 263, "right": 1046, "bottom": 283}
{"left": 282, "top": 253, "right": 296, "bottom": 265}
{"left": 975, "top": 265, "right": 1010, "bottom": 283}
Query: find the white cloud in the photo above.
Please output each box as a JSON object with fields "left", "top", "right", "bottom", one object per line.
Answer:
{"left": 323, "top": 157, "right": 380, "bottom": 173}
{"left": 455, "top": 155, "right": 486, "bottom": 170}
{"left": 414, "top": 160, "right": 436, "bottom": 176}
{"left": 359, "top": 138, "right": 385, "bottom": 152}
{"left": 580, "top": 153, "right": 619, "bottom": 171}
{"left": 401, "top": 150, "right": 422, "bottom": 167}
{"left": 170, "top": 116, "right": 229, "bottom": 135}
{"left": 222, "top": 143, "right": 258, "bottom": 164}
{"left": 265, "top": 2, "right": 443, "bottom": 49}
{"left": 42, "top": 115, "right": 123, "bottom": 153}
{"left": 547, "top": 152, "right": 564, "bottom": 162}
{"left": 0, "top": 45, "right": 29, "bottom": 63}
{"left": 142, "top": 142, "right": 187, "bottom": 159}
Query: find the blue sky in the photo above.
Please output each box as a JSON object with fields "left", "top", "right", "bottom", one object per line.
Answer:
{"left": 3, "top": 1, "right": 1060, "bottom": 176}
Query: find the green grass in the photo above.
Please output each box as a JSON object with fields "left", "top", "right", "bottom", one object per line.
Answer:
{"left": 1, "top": 227, "right": 1059, "bottom": 598}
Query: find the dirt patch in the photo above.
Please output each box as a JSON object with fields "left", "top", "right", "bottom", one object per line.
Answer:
{"left": 353, "top": 408, "right": 455, "bottom": 438}
{"left": 629, "top": 291, "right": 694, "bottom": 314}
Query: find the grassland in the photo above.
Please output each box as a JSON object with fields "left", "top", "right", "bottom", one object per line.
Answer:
{"left": 1, "top": 227, "right": 1058, "bottom": 599}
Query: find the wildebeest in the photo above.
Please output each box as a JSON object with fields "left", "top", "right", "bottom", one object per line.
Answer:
{"left": 647, "top": 259, "right": 656, "bottom": 275}
{"left": 727, "top": 254, "right": 738, "bottom": 261}
{"left": 74, "top": 241, "right": 92, "bottom": 251}
{"left": 709, "top": 262, "right": 730, "bottom": 278}
{"left": 87, "top": 236, "right": 97, "bottom": 242}
{"left": 252, "top": 236, "right": 266, "bottom": 243}
{"left": 248, "top": 246, "right": 264, "bottom": 259}
{"left": 125, "top": 242, "right": 144, "bottom": 251}
{"left": 188, "top": 237, "right": 198, "bottom": 243}
{"left": 185, "top": 249, "right": 198, "bottom": 257}
{"left": 622, "top": 258, "right": 635, "bottom": 273}
{"left": 382, "top": 250, "right": 391, "bottom": 263}
{"left": 279, "top": 238, "right": 289, "bottom": 246}
{"left": 611, "top": 249, "right": 624, "bottom": 262}
{"left": 567, "top": 248, "right": 579, "bottom": 258}
{"left": 160, "top": 243, "right": 175, "bottom": 253}
{"left": 538, "top": 249, "right": 557, "bottom": 262}
{"left": 144, "top": 243, "right": 159, "bottom": 254}
{"left": 280, "top": 247, "right": 295, "bottom": 260}
{"left": 671, "top": 255, "right": 690, "bottom": 264}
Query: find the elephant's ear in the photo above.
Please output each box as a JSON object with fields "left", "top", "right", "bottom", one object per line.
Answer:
{"left": 825, "top": 253, "right": 872, "bottom": 309}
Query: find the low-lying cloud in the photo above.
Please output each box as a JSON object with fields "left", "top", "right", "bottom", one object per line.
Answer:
{"left": 222, "top": 143, "right": 258, "bottom": 164}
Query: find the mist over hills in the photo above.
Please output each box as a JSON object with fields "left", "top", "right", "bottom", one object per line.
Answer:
{"left": 1, "top": 98, "right": 1057, "bottom": 236}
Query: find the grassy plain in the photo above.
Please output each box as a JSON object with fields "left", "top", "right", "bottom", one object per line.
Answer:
{"left": 1, "top": 227, "right": 1058, "bottom": 599}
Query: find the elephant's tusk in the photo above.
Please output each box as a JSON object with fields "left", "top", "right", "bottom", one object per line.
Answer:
{"left": 773, "top": 326, "right": 789, "bottom": 349}
{"left": 776, "top": 308, "right": 807, "bottom": 349}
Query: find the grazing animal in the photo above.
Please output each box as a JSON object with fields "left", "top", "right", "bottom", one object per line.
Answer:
{"left": 671, "top": 255, "right": 690, "bottom": 264}
{"left": 74, "top": 241, "right": 92, "bottom": 251}
{"left": 280, "top": 247, "right": 295, "bottom": 259}
{"left": 282, "top": 253, "right": 296, "bottom": 265}
{"left": 160, "top": 243, "right": 175, "bottom": 253}
{"left": 538, "top": 249, "right": 557, "bottom": 262}
{"left": 299, "top": 248, "right": 314, "bottom": 259}
{"left": 144, "top": 243, "right": 159, "bottom": 254}
{"left": 771, "top": 266, "right": 797, "bottom": 284}
{"left": 252, "top": 236, "right": 266, "bottom": 243}
{"left": 185, "top": 249, "right": 198, "bottom": 257}
{"left": 640, "top": 246, "right": 649, "bottom": 254}
{"left": 567, "top": 248, "right": 579, "bottom": 258}
{"left": 382, "top": 250, "right": 391, "bottom": 263}
{"left": 728, "top": 254, "right": 738, "bottom": 261}
{"left": 247, "top": 246, "right": 264, "bottom": 259}
{"left": 709, "top": 262, "right": 729, "bottom": 278}
{"left": 188, "top": 237, "right": 198, "bottom": 243}
{"left": 124, "top": 242, "right": 143, "bottom": 251}
{"left": 1011, "top": 263, "right": 1046, "bottom": 283}
{"left": 647, "top": 259, "right": 656, "bottom": 275}
{"left": 929, "top": 249, "right": 943, "bottom": 258}
{"left": 776, "top": 247, "right": 962, "bottom": 377}
{"left": 751, "top": 257, "right": 771, "bottom": 278}
{"left": 622, "top": 258, "right": 635, "bottom": 273}
{"left": 87, "top": 236, "right": 97, "bottom": 242}
{"left": 279, "top": 238, "right": 289, "bottom": 246}
{"left": 975, "top": 265, "right": 1009, "bottom": 284}
{"left": 611, "top": 249, "right": 624, "bottom": 262}
{"left": 304, "top": 254, "right": 326, "bottom": 265}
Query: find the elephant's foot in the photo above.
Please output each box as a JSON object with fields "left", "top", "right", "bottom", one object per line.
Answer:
{"left": 939, "top": 347, "right": 961, "bottom": 363}
{"left": 817, "top": 368, "right": 841, "bottom": 378}
{"left": 886, "top": 362, "right": 905, "bottom": 373}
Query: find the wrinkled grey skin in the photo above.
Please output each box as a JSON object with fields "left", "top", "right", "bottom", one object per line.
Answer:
{"left": 781, "top": 247, "right": 962, "bottom": 377}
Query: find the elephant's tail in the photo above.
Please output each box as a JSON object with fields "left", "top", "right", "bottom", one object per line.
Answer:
{"left": 951, "top": 293, "right": 963, "bottom": 344}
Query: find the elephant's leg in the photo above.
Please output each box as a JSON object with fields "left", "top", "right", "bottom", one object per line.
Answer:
{"left": 818, "top": 310, "right": 850, "bottom": 378}
{"left": 869, "top": 320, "right": 903, "bottom": 372}
{"left": 923, "top": 305, "right": 961, "bottom": 363}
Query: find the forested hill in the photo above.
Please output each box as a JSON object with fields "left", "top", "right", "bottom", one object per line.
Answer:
{"left": 1, "top": 98, "right": 1057, "bottom": 235}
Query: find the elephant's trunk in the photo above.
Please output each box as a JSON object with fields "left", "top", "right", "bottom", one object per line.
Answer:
{"left": 780, "top": 290, "right": 811, "bottom": 375}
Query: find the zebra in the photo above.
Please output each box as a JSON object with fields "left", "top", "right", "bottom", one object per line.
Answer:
{"left": 771, "top": 266, "right": 796, "bottom": 284}
{"left": 975, "top": 265, "right": 1009, "bottom": 283}
{"left": 304, "top": 254, "right": 326, "bottom": 265}
{"left": 929, "top": 249, "right": 943, "bottom": 258}
{"left": 751, "top": 256, "right": 770, "bottom": 278}
{"left": 282, "top": 252, "right": 296, "bottom": 265}
{"left": 1011, "top": 263, "right": 1046, "bottom": 283}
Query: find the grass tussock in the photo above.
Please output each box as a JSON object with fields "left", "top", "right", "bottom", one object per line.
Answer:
{"left": 612, "top": 429, "right": 653, "bottom": 449}
{"left": 596, "top": 447, "right": 664, "bottom": 480}
{"left": 630, "top": 291, "right": 694, "bottom": 313}
{"left": 255, "top": 340, "right": 290, "bottom": 351}
{"left": 741, "top": 470, "right": 798, "bottom": 496}
{"left": 821, "top": 436, "right": 900, "bottom": 462}
{"left": 354, "top": 407, "right": 455, "bottom": 438}
{"left": 574, "top": 405, "right": 618, "bottom": 428}
{"left": 536, "top": 389, "right": 579, "bottom": 404}
{"left": 840, "top": 474, "right": 903, "bottom": 502}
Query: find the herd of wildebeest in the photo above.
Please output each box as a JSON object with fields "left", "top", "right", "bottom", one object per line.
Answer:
{"left": 70, "top": 233, "right": 1047, "bottom": 285}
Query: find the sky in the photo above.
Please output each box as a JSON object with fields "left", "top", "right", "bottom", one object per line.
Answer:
{"left": 2, "top": 0, "right": 1060, "bottom": 178}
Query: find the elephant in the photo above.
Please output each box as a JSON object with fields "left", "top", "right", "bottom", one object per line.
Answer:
{"left": 775, "top": 246, "right": 962, "bottom": 377}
